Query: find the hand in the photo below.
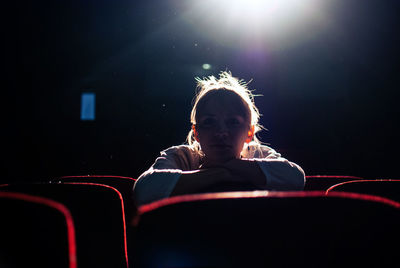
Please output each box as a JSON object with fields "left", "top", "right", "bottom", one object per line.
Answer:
{"left": 217, "top": 158, "right": 267, "bottom": 187}
{"left": 171, "top": 167, "right": 238, "bottom": 196}
{"left": 200, "top": 157, "right": 237, "bottom": 169}
{"left": 172, "top": 159, "right": 266, "bottom": 196}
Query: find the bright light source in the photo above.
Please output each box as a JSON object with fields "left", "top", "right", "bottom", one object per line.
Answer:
{"left": 202, "top": 63, "right": 211, "bottom": 70}
{"left": 214, "top": 0, "right": 318, "bottom": 32}
{"left": 175, "top": 0, "right": 327, "bottom": 50}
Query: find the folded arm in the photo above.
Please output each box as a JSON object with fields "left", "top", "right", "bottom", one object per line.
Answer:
{"left": 199, "top": 157, "right": 305, "bottom": 191}
{"left": 133, "top": 145, "right": 305, "bottom": 206}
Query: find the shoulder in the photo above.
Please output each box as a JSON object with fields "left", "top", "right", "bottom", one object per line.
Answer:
{"left": 161, "top": 144, "right": 198, "bottom": 157}
{"left": 245, "top": 142, "right": 281, "bottom": 159}
{"left": 158, "top": 144, "right": 201, "bottom": 170}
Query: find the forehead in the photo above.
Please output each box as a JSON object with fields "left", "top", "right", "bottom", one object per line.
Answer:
{"left": 196, "top": 90, "right": 249, "bottom": 118}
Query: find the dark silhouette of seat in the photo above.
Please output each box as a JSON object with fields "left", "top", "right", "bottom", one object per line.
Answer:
{"left": 53, "top": 175, "right": 137, "bottom": 222}
{"left": 327, "top": 179, "right": 400, "bottom": 201}
{"left": 305, "top": 175, "right": 365, "bottom": 191}
{"left": 0, "top": 192, "right": 77, "bottom": 268}
{"left": 130, "top": 191, "right": 400, "bottom": 268}
{"left": 0, "top": 183, "right": 128, "bottom": 268}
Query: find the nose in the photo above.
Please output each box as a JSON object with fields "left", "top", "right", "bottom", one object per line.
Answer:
{"left": 214, "top": 122, "right": 229, "bottom": 138}
{"left": 215, "top": 132, "right": 228, "bottom": 139}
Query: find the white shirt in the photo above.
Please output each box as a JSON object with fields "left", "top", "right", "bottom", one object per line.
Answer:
{"left": 133, "top": 143, "right": 305, "bottom": 205}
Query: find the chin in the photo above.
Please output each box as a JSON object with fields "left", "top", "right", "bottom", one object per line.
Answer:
{"left": 212, "top": 155, "right": 236, "bottom": 164}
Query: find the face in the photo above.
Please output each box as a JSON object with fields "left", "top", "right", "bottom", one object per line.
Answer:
{"left": 195, "top": 91, "right": 253, "bottom": 164}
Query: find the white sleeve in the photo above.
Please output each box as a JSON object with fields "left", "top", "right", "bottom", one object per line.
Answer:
{"left": 256, "top": 158, "right": 305, "bottom": 190}
{"left": 133, "top": 168, "right": 182, "bottom": 206}
{"left": 133, "top": 146, "right": 198, "bottom": 206}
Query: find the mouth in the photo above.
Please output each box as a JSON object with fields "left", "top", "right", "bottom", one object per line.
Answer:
{"left": 210, "top": 144, "right": 232, "bottom": 149}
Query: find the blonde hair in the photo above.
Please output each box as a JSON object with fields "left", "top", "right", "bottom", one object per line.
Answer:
{"left": 186, "top": 71, "right": 263, "bottom": 152}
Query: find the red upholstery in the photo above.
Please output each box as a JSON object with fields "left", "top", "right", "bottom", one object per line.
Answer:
{"left": 136, "top": 190, "right": 400, "bottom": 217}
{"left": 1, "top": 183, "right": 128, "bottom": 268}
{"left": 54, "top": 175, "right": 137, "bottom": 221}
{"left": 305, "top": 175, "right": 365, "bottom": 191}
{"left": 130, "top": 191, "right": 400, "bottom": 267}
{"left": 0, "top": 192, "right": 77, "bottom": 268}
{"left": 326, "top": 179, "right": 400, "bottom": 201}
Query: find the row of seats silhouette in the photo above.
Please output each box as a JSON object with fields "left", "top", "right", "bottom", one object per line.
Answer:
{"left": 0, "top": 192, "right": 75, "bottom": 268}
{"left": 0, "top": 179, "right": 130, "bottom": 268}
{"left": 1, "top": 175, "right": 399, "bottom": 267}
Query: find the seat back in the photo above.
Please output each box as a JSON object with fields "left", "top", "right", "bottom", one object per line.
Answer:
{"left": 1, "top": 183, "right": 128, "bottom": 268}
{"left": 130, "top": 191, "right": 400, "bottom": 267}
{"left": 0, "top": 192, "right": 77, "bottom": 268}
{"left": 305, "top": 175, "right": 365, "bottom": 190}
{"left": 54, "top": 175, "right": 137, "bottom": 221}
{"left": 327, "top": 179, "right": 400, "bottom": 201}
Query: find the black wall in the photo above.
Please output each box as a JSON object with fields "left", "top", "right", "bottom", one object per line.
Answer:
{"left": 4, "top": 0, "right": 399, "bottom": 183}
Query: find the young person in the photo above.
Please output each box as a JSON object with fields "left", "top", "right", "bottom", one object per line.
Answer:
{"left": 133, "top": 71, "right": 305, "bottom": 206}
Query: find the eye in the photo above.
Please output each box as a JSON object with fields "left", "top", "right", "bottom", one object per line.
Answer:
{"left": 226, "top": 117, "right": 243, "bottom": 127}
{"left": 199, "top": 117, "right": 216, "bottom": 128}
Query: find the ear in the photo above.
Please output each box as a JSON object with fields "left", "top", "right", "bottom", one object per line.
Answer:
{"left": 245, "top": 125, "right": 255, "bottom": 144}
{"left": 192, "top": 125, "right": 200, "bottom": 142}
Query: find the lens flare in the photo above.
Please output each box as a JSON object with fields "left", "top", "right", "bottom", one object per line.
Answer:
{"left": 202, "top": 63, "right": 211, "bottom": 70}
{"left": 174, "top": 0, "right": 328, "bottom": 50}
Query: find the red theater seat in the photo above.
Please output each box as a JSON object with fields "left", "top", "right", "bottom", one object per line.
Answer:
{"left": 0, "top": 192, "right": 77, "bottom": 268}
{"left": 53, "top": 175, "right": 137, "bottom": 222}
{"left": 130, "top": 191, "right": 400, "bottom": 267}
{"left": 327, "top": 179, "right": 400, "bottom": 201}
{"left": 0, "top": 183, "right": 128, "bottom": 268}
{"left": 304, "top": 175, "right": 365, "bottom": 191}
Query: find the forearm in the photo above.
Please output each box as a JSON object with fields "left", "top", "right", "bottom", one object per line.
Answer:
{"left": 221, "top": 159, "right": 266, "bottom": 188}
{"left": 202, "top": 158, "right": 305, "bottom": 190}
{"left": 201, "top": 159, "right": 266, "bottom": 188}
{"left": 256, "top": 159, "right": 305, "bottom": 190}
{"left": 133, "top": 167, "right": 190, "bottom": 206}
{"left": 170, "top": 168, "right": 233, "bottom": 196}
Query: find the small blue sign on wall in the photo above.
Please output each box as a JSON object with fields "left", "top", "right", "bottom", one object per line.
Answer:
{"left": 81, "top": 92, "right": 96, "bottom": 121}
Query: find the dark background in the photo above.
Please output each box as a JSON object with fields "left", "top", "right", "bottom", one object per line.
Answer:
{"left": 3, "top": 0, "right": 399, "bottom": 183}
